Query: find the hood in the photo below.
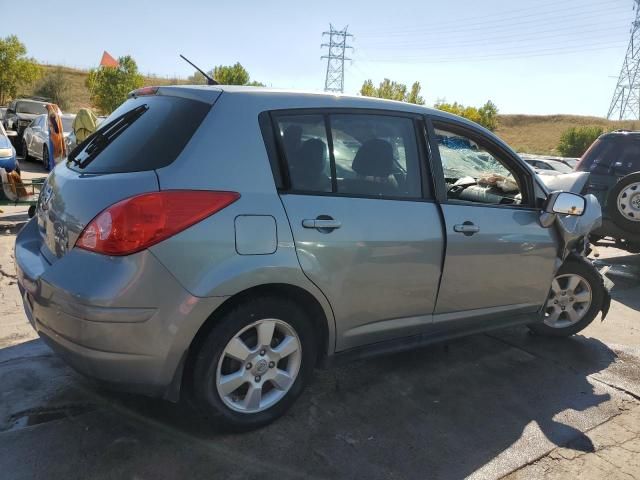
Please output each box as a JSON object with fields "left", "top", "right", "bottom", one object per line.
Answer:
{"left": 538, "top": 172, "right": 590, "bottom": 194}
{"left": 16, "top": 112, "right": 38, "bottom": 121}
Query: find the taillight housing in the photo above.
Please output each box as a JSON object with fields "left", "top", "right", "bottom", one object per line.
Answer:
{"left": 76, "top": 190, "right": 240, "bottom": 256}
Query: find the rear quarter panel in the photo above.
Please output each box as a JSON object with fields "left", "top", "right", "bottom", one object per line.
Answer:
{"left": 151, "top": 92, "right": 337, "bottom": 351}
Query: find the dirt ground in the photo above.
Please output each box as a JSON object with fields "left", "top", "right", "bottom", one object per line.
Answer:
{"left": 1, "top": 161, "right": 639, "bottom": 479}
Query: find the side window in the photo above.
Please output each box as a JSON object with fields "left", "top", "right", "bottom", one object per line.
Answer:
{"left": 275, "top": 112, "right": 423, "bottom": 199}
{"left": 330, "top": 114, "right": 422, "bottom": 198}
{"left": 276, "top": 115, "right": 331, "bottom": 193}
{"left": 434, "top": 126, "right": 524, "bottom": 206}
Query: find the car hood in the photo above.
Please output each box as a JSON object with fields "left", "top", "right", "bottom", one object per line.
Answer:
{"left": 16, "top": 113, "right": 39, "bottom": 120}
{"left": 538, "top": 172, "right": 590, "bottom": 194}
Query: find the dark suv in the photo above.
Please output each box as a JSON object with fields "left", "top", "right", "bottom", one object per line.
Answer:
{"left": 3, "top": 98, "right": 49, "bottom": 145}
{"left": 577, "top": 130, "right": 640, "bottom": 252}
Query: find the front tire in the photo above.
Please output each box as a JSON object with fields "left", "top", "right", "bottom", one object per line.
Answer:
{"left": 42, "top": 146, "right": 50, "bottom": 171}
{"left": 191, "top": 297, "right": 316, "bottom": 431}
{"left": 22, "top": 140, "right": 31, "bottom": 161}
{"left": 528, "top": 257, "right": 603, "bottom": 337}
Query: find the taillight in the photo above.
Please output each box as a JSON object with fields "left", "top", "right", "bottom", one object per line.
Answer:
{"left": 76, "top": 190, "right": 240, "bottom": 256}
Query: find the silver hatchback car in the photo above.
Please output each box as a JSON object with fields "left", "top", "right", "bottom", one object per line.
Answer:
{"left": 15, "top": 86, "right": 609, "bottom": 431}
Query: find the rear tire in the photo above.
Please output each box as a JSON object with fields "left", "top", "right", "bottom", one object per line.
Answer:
{"left": 191, "top": 297, "right": 316, "bottom": 432}
{"left": 528, "top": 257, "right": 603, "bottom": 337}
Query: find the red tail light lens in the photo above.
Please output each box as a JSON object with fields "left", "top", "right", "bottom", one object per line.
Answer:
{"left": 76, "top": 190, "right": 240, "bottom": 256}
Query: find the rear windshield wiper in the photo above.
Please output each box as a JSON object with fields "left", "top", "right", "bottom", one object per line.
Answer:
{"left": 69, "top": 105, "right": 149, "bottom": 169}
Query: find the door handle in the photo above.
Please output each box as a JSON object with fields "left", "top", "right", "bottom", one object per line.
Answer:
{"left": 453, "top": 222, "right": 480, "bottom": 236}
{"left": 302, "top": 217, "right": 341, "bottom": 230}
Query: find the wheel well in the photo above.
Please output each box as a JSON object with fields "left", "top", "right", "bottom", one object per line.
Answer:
{"left": 181, "top": 283, "right": 330, "bottom": 395}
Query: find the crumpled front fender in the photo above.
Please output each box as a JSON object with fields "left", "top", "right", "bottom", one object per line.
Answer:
{"left": 551, "top": 194, "right": 602, "bottom": 259}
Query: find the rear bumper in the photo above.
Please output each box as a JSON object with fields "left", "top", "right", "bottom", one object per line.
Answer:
{"left": 15, "top": 218, "right": 227, "bottom": 399}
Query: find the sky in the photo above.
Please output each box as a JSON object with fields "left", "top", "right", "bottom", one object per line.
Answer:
{"left": 0, "top": 0, "right": 634, "bottom": 116}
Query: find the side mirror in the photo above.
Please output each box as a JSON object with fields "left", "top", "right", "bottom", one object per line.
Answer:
{"left": 546, "top": 191, "right": 586, "bottom": 216}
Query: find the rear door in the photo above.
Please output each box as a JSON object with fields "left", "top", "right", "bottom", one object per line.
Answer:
{"left": 269, "top": 110, "right": 444, "bottom": 351}
{"left": 427, "top": 118, "right": 557, "bottom": 324}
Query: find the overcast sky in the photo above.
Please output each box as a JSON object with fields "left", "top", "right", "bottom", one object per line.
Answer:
{"left": 1, "top": 0, "right": 633, "bottom": 116}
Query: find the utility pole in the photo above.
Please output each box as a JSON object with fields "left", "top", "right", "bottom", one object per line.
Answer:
{"left": 608, "top": 0, "right": 640, "bottom": 120}
{"left": 321, "top": 25, "right": 353, "bottom": 93}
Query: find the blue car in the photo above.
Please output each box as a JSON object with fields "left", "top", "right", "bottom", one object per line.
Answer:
{"left": 0, "top": 123, "right": 18, "bottom": 173}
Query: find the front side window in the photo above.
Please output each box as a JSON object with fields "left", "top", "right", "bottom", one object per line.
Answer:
{"left": 435, "top": 126, "right": 524, "bottom": 206}
{"left": 275, "top": 112, "right": 423, "bottom": 199}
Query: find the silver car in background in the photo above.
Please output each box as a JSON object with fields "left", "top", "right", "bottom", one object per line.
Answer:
{"left": 22, "top": 113, "right": 75, "bottom": 171}
{"left": 15, "top": 86, "right": 609, "bottom": 431}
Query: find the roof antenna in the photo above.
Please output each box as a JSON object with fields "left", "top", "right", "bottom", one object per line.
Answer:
{"left": 180, "top": 54, "right": 219, "bottom": 85}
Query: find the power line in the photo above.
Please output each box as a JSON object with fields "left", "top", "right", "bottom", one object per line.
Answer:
{"left": 362, "top": 22, "right": 627, "bottom": 51}
{"left": 359, "top": 0, "right": 627, "bottom": 37}
{"left": 321, "top": 24, "right": 353, "bottom": 93}
{"left": 356, "top": 41, "right": 626, "bottom": 64}
{"left": 608, "top": 0, "right": 640, "bottom": 119}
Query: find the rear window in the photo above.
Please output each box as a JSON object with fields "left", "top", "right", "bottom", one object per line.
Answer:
{"left": 67, "top": 94, "right": 211, "bottom": 174}
{"left": 577, "top": 136, "right": 640, "bottom": 175}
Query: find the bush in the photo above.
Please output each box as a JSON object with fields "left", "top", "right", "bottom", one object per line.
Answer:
{"left": 557, "top": 126, "right": 604, "bottom": 157}
{"left": 35, "top": 68, "right": 70, "bottom": 110}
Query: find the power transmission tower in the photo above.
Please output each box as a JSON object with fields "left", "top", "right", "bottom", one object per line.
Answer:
{"left": 321, "top": 25, "right": 353, "bottom": 93}
{"left": 608, "top": 0, "right": 640, "bottom": 120}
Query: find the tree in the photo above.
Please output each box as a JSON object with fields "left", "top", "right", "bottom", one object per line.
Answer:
{"left": 434, "top": 100, "right": 499, "bottom": 131}
{"left": 359, "top": 78, "right": 425, "bottom": 105}
{"left": 35, "top": 68, "right": 70, "bottom": 110}
{"left": 557, "top": 126, "right": 603, "bottom": 157}
{"left": 188, "top": 62, "right": 264, "bottom": 86}
{"left": 86, "top": 55, "right": 144, "bottom": 114}
{"left": 0, "top": 35, "right": 41, "bottom": 105}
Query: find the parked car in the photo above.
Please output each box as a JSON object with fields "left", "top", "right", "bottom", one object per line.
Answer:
{"left": 15, "top": 86, "right": 609, "bottom": 431}
{"left": 0, "top": 107, "right": 7, "bottom": 122}
{"left": 22, "top": 113, "right": 75, "bottom": 171}
{"left": 0, "top": 122, "right": 18, "bottom": 173}
{"left": 577, "top": 130, "right": 640, "bottom": 252}
{"left": 3, "top": 99, "right": 49, "bottom": 145}
{"left": 521, "top": 155, "right": 575, "bottom": 174}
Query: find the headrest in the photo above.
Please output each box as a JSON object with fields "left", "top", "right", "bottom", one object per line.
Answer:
{"left": 352, "top": 139, "right": 394, "bottom": 177}
{"left": 299, "top": 138, "right": 326, "bottom": 174}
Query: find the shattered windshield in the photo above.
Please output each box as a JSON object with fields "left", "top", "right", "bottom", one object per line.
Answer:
{"left": 435, "top": 128, "right": 523, "bottom": 206}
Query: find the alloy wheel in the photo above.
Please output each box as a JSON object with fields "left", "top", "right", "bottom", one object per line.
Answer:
{"left": 215, "top": 318, "right": 302, "bottom": 414}
{"left": 617, "top": 182, "right": 640, "bottom": 222}
{"left": 544, "top": 273, "right": 592, "bottom": 328}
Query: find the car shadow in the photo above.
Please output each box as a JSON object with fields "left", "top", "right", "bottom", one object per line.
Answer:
{"left": 594, "top": 253, "right": 640, "bottom": 311}
{"left": 77, "top": 330, "right": 620, "bottom": 479}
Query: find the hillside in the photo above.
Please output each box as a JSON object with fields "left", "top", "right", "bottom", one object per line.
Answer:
{"left": 23, "top": 64, "right": 188, "bottom": 112}
{"left": 496, "top": 114, "right": 638, "bottom": 155}
{"left": 20, "top": 65, "right": 637, "bottom": 156}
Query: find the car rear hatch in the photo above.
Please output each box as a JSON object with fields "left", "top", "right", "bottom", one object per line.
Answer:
{"left": 36, "top": 86, "right": 220, "bottom": 261}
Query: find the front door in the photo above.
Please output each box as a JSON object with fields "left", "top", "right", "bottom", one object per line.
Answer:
{"left": 428, "top": 120, "right": 557, "bottom": 323}
{"left": 272, "top": 111, "right": 444, "bottom": 350}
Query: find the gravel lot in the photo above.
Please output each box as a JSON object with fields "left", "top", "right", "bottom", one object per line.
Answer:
{"left": 1, "top": 160, "right": 639, "bottom": 479}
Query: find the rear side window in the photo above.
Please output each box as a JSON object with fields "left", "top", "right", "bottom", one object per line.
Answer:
{"left": 578, "top": 137, "right": 640, "bottom": 175}
{"left": 68, "top": 95, "right": 211, "bottom": 174}
{"left": 273, "top": 112, "right": 423, "bottom": 199}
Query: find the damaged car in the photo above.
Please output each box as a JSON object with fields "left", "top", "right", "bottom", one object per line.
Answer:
{"left": 15, "top": 86, "right": 610, "bottom": 431}
{"left": 575, "top": 130, "right": 640, "bottom": 253}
